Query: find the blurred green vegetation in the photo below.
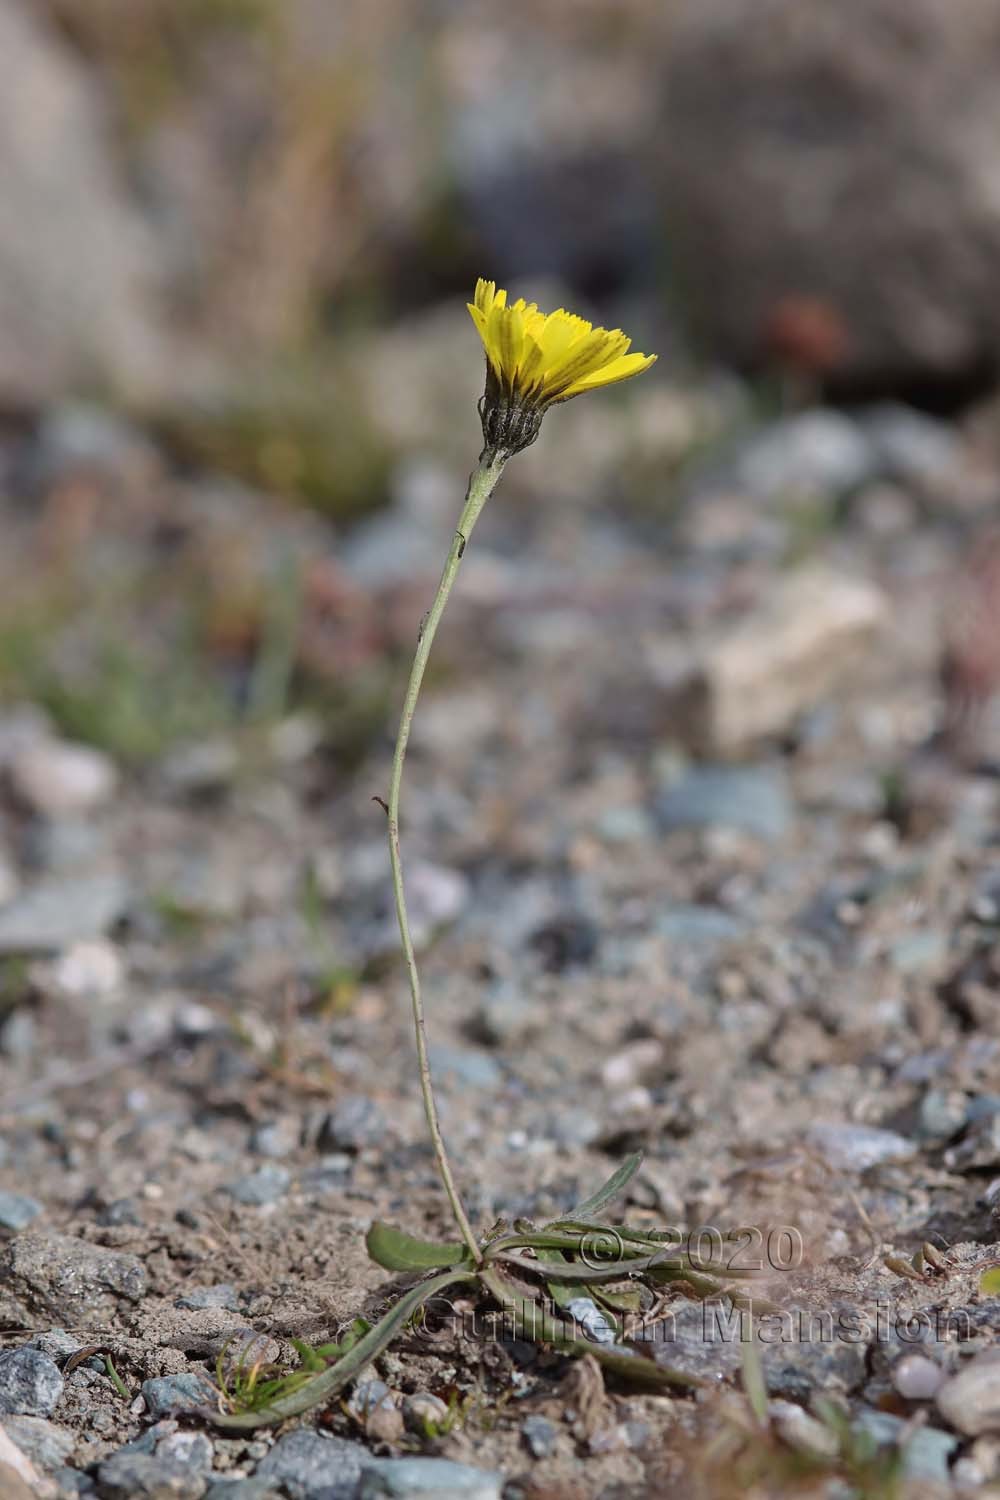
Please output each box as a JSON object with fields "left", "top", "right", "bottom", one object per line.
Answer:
{"left": 157, "top": 365, "right": 391, "bottom": 524}
{"left": 0, "top": 540, "right": 393, "bottom": 767}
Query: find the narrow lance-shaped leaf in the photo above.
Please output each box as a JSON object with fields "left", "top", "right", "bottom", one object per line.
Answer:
{"left": 202, "top": 1268, "right": 475, "bottom": 1430}
{"left": 565, "top": 1152, "right": 643, "bottom": 1220}
{"left": 366, "top": 1222, "right": 472, "bottom": 1274}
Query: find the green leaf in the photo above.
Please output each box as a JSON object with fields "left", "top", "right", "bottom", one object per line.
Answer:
{"left": 492, "top": 1242, "right": 687, "bottom": 1286}
{"left": 980, "top": 1266, "right": 1000, "bottom": 1296}
{"left": 479, "top": 1267, "right": 699, "bottom": 1391}
{"left": 565, "top": 1151, "right": 644, "bottom": 1220}
{"left": 365, "top": 1222, "right": 472, "bottom": 1273}
{"left": 202, "top": 1268, "right": 475, "bottom": 1429}
{"left": 535, "top": 1244, "right": 582, "bottom": 1312}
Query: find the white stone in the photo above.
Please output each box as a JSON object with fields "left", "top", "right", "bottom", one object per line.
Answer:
{"left": 654, "top": 566, "right": 888, "bottom": 754}
{"left": 936, "top": 1348, "right": 1000, "bottom": 1436}
{"left": 47, "top": 940, "right": 124, "bottom": 1002}
{"left": 9, "top": 741, "right": 117, "bottom": 817}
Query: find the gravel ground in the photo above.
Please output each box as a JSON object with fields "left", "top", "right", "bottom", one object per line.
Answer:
{"left": 3, "top": 390, "right": 1000, "bottom": 1497}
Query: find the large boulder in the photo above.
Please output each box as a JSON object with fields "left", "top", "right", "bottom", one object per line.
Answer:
{"left": 659, "top": 0, "right": 1000, "bottom": 389}
{"left": 0, "top": 0, "right": 168, "bottom": 405}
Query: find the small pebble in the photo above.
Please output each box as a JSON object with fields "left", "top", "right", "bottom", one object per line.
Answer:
{"left": 893, "top": 1353, "right": 944, "bottom": 1400}
{"left": 805, "top": 1121, "right": 916, "bottom": 1171}
{"left": 46, "top": 938, "right": 124, "bottom": 1002}
{"left": 401, "top": 1392, "right": 450, "bottom": 1435}
{"left": 141, "top": 1372, "right": 217, "bottom": 1419}
{"left": 360, "top": 1457, "right": 503, "bottom": 1498}
{"left": 248, "top": 1117, "right": 300, "bottom": 1159}
{"left": 521, "top": 1414, "right": 558, "bottom": 1458}
{"left": 0, "top": 1347, "right": 64, "bottom": 1416}
{"left": 1, "top": 1414, "right": 74, "bottom": 1470}
{"left": 0, "top": 1191, "right": 43, "bottom": 1232}
{"left": 320, "top": 1095, "right": 386, "bottom": 1152}
{"left": 564, "top": 1298, "right": 617, "bottom": 1346}
{"left": 96, "top": 1450, "right": 207, "bottom": 1500}
{"left": 225, "top": 1165, "right": 290, "bottom": 1206}
{"left": 937, "top": 1348, "right": 1000, "bottom": 1435}
{"left": 9, "top": 740, "right": 117, "bottom": 817}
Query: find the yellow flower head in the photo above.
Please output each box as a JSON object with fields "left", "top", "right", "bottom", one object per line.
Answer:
{"left": 469, "top": 278, "right": 657, "bottom": 459}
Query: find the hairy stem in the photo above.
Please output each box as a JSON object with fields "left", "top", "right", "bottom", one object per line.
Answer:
{"left": 387, "top": 452, "right": 507, "bottom": 1264}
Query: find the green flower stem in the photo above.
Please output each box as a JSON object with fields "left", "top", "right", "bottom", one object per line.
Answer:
{"left": 387, "top": 451, "right": 507, "bottom": 1266}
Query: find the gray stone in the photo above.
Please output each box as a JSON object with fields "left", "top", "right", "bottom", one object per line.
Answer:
{"left": 248, "top": 1118, "right": 300, "bottom": 1159}
{"left": 320, "top": 1096, "right": 387, "bottom": 1152}
{"left": 521, "top": 1415, "right": 558, "bottom": 1459}
{"left": 0, "top": 1010, "right": 35, "bottom": 1062}
{"left": 225, "top": 1165, "right": 290, "bottom": 1207}
{"left": 96, "top": 1450, "right": 207, "bottom": 1500}
{"left": 564, "top": 1298, "right": 618, "bottom": 1346}
{"left": 0, "top": 1415, "right": 74, "bottom": 1471}
{"left": 255, "top": 1429, "right": 374, "bottom": 1500}
{"left": 655, "top": 904, "right": 748, "bottom": 946}
{"left": 360, "top": 1459, "right": 503, "bottom": 1499}
{"left": 946, "top": 1114, "right": 1000, "bottom": 1172}
{"left": 733, "top": 412, "right": 874, "bottom": 500}
{"left": 655, "top": 764, "right": 792, "bottom": 842}
{"left": 862, "top": 404, "right": 960, "bottom": 485}
{"left": 471, "top": 986, "right": 538, "bottom": 1048}
{"left": 159, "top": 740, "right": 239, "bottom": 795}
{"left": 364, "top": 861, "right": 469, "bottom": 959}
{"left": 0, "top": 875, "right": 128, "bottom": 953}
{"left": 53, "top": 1467, "right": 97, "bottom": 1497}
{"left": 175, "top": 1285, "right": 239, "bottom": 1313}
{"left": 204, "top": 1482, "right": 282, "bottom": 1500}
{"left": 346, "top": 1380, "right": 393, "bottom": 1423}
{"left": 25, "top": 1332, "right": 85, "bottom": 1363}
{"left": 0, "top": 1, "right": 169, "bottom": 406}
{"left": 888, "top": 930, "right": 948, "bottom": 975}
{"left": 427, "top": 1046, "right": 503, "bottom": 1092}
{"left": 0, "top": 1348, "right": 63, "bottom": 1415}
{"left": 155, "top": 1431, "right": 214, "bottom": 1472}
{"left": 918, "top": 1090, "right": 969, "bottom": 1144}
{"left": 1, "top": 1232, "right": 146, "bottom": 1327}
{"left": 642, "top": 1299, "right": 745, "bottom": 1381}
{"left": 806, "top": 1122, "right": 916, "bottom": 1172}
{"left": 936, "top": 1348, "right": 1000, "bottom": 1435}
{"left": 852, "top": 1409, "right": 957, "bottom": 1482}
{"left": 0, "top": 1194, "right": 42, "bottom": 1233}
{"left": 141, "top": 1372, "right": 217, "bottom": 1419}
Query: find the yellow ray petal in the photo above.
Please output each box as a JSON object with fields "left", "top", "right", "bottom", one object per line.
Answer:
{"left": 558, "top": 351, "right": 658, "bottom": 400}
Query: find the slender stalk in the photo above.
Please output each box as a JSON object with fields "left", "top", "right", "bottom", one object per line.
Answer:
{"left": 387, "top": 452, "right": 507, "bottom": 1265}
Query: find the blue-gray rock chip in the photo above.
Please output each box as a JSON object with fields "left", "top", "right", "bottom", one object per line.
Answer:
{"left": 0, "top": 1191, "right": 42, "bottom": 1231}
{"left": 96, "top": 1451, "right": 207, "bottom": 1499}
{"left": 360, "top": 1459, "right": 503, "bottom": 1499}
{"left": 655, "top": 765, "right": 791, "bottom": 842}
{"left": 226, "top": 1164, "right": 290, "bottom": 1206}
{"left": 141, "top": 1371, "right": 217, "bottom": 1418}
{"left": 256, "top": 1429, "right": 374, "bottom": 1500}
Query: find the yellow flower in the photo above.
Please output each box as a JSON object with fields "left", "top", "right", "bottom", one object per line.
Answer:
{"left": 468, "top": 277, "right": 657, "bottom": 458}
